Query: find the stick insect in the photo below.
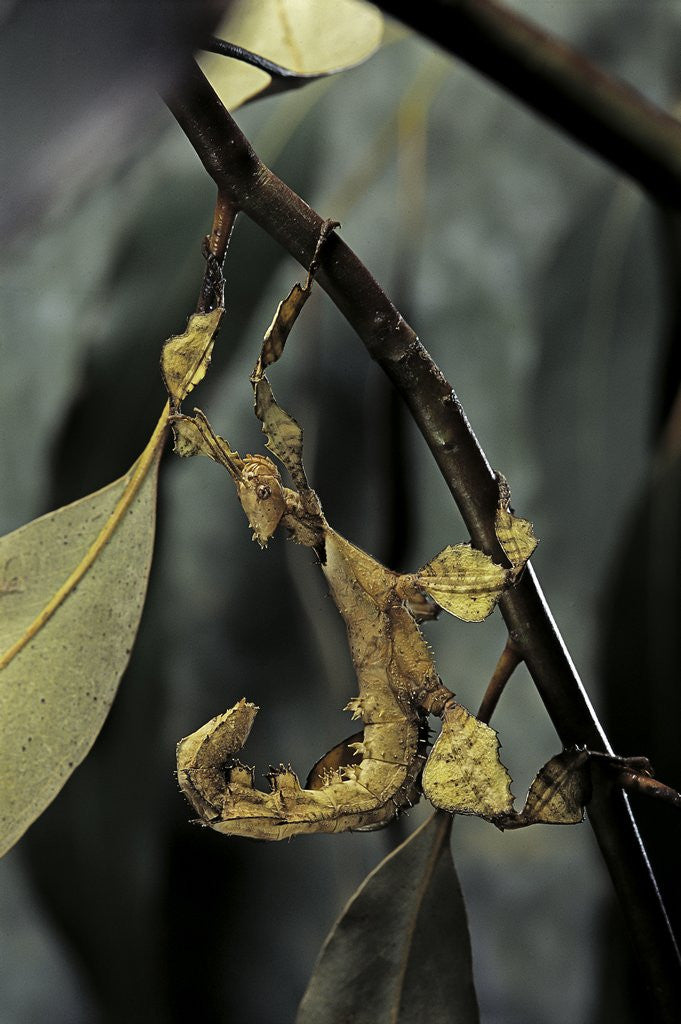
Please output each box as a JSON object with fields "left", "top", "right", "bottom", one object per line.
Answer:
{"left": 163, "top": 236, "right": 680, "bottom": 840}
{"left": 161, "top": 260, "right": 598, "bottom": 841}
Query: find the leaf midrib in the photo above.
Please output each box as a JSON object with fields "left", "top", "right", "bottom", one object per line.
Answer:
{"left": 0, "top": 405, "right": 168, "bottom": 672}
{"left": 389, "top": 812, "right": 451, "bottom": 1024}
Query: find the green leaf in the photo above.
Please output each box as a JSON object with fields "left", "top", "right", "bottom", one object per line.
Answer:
{"left": 0, "top": 417, "right": 165, "bottom": 857}
{"left": 202, "top": 0, "right": 384, "bottom": 110}
{"left": 296, "top": 813, "right": 480, "bottom": 1024}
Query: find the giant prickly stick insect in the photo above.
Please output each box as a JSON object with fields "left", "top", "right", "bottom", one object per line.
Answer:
{"left": 160, "top": 246, "right": 609, "bottom": 841}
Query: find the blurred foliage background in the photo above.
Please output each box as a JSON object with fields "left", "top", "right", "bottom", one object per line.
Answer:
{"left": 1, "top": 1, "right": 681, "bottom": 1022}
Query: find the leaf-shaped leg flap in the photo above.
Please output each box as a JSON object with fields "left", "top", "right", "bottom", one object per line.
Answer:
{"left": 170, "top": 409, "right": 243, "bottom": 474}
{"left": 404, "top": 544, "right": 509, "bottom": 622}
{"left": 256, "top": 282, "right": 311, "bottom": 373}
{"left": 253, "top": 375, "right": 309, "bottom": 492}
{"left": 422, "top": 703, "right": 514, "bottom": 819}
{"left": 160, "top": 308, "right": 224, "bottom": 408}
{"left": 515, "top": 748, "right": 591, "bottom": 826}
{"left": 494, "top": 505, "right": 538, "bottom": 575}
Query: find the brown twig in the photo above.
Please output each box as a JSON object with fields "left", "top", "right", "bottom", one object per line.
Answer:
{"left": 196, "top": 191, "right": 237, "bottom": 314}
{"left": 376, "top": 0, "right": 681, "bottom": 209}
{"left": 477, "top": 636, "right": 523, "bottom": 725}
{"left": 164, "top": 61, "right": 681, "bottom": 1019}
{"left": 586, "top": 752, "right": 681, "bottom": 812}
{"left": 618, "top": 771, "right": 681, "bottom": 812}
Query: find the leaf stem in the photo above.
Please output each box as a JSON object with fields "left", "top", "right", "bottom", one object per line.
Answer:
{"left": 0, "top": 406, "right": 168, "bottom": 673}
{"left": 164, "top": 62, "right": 681, "bottom": 1018}
{"left": 204, "top": 38, "right": 329, "bottom": 90}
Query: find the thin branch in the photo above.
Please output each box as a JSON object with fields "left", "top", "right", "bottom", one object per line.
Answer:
{"left": 377, "top": 0, "right": 681, "bottom": 209}
{"left": 477, "top": 636, "right": 522, "bottom": 724}
{"left": 587, "top": 752, "right": 681, "bottom": 813}
{"left": 618, "top": 770, "right": 681, "bottom": 812}
{"left": 164, "top": 61, "right": 681, "bottom": 1019}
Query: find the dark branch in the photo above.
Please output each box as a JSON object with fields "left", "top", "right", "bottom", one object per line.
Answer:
{"left": 377, "top": 0, "right": 681, "bottom": 209}
{"left": 164, "top": 60, "right": 681, "bottom": 1019}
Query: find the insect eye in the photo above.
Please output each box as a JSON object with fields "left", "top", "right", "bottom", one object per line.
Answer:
{"left": 256, "top": 484, "right": 271, "bottom": 500}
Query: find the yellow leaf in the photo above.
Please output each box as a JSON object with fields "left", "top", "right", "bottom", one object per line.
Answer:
{"left": 202, "top": 0, "right": 384, "bottom": 110}
{"left": 160, "top": 308, "right": 223, "bottom": 408}
{"left": 0, "top": 413, "right": 166, "bottom": 857}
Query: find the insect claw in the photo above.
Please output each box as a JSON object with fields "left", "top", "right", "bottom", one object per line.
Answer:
{"left": 321, "top": 768, "right": 343, "bottom": 787}
{"left": 343, "top": 697, "right": 363, "bottom": 721}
